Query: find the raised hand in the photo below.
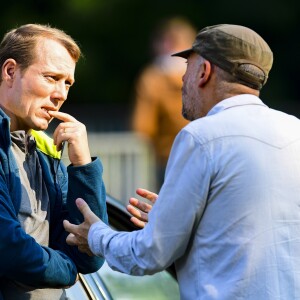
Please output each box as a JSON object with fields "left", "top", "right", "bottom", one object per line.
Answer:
{"left": 48, "top": 111, "right": 91, "bottom": 166}
{"left": 126, "top": 188, "right": 158, "bottom": 228}
{"left": 64, "top": 198, "right": 100, "bottom": 256}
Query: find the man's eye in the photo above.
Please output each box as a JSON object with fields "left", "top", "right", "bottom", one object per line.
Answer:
{"left": 45, "top": 75, "right": 56, "bottom": 81}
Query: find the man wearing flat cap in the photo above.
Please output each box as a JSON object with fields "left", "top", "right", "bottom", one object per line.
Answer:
{"left": 64, "top": 24, "right": 300, "bottom": 299}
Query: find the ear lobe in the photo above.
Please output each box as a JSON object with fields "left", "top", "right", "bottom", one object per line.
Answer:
{"left": 198, "top": 60, "right": 212, "bottom": 88}
{"left": 2, "top": 59, "right": 17, "bottom": 86}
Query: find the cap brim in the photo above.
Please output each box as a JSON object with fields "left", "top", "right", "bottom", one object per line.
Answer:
{"left": 171, "top": 48, "right": 193, "bottom": 59}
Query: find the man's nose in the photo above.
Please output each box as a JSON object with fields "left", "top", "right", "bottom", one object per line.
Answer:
{"left": 52, "top": 82, "right": 68, "bottom": 102}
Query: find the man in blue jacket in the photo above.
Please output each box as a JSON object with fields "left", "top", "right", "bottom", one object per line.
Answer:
{"left": 0, "top": 24, "right": 108, "bottom": 299}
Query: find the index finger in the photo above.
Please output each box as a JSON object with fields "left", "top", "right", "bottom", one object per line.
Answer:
{"left": 63, "top": 219, "right": 79, "bottom": 234}
{"left": 136, "top": 188, "right": 158, "bottom": 203}
{"left": 48, "top": 110, "right": 78, "bottom": 123}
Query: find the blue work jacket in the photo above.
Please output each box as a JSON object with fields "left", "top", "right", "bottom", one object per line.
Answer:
{"left": 0, "top": 109, "right": 108, "bottom": 296}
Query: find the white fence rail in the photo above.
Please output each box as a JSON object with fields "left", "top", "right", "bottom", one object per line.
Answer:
{"left": 62, "top": 132, "right": 157, "bottom": 205}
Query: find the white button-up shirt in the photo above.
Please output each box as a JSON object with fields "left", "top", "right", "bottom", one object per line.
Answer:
{"left": 89, "top": 94, "right": 300, "bottom": 299}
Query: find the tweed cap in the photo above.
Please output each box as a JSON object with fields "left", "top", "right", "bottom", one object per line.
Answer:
{"left": 172, "top": 24, "right": 273, "bottom": 90}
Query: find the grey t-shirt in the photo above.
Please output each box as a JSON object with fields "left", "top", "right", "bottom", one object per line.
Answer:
{"left": 1, "top": 131, "right": 66, "bottom": 300}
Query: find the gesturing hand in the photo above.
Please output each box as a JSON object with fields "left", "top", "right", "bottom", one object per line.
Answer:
{"left": 63, "top": 198, "right": 100, "bottom": 256}
{"left": 49, "top": 111, "right": 91, "bottom": 166}
{"left": 126, "top": 188, "right": 158, "bottom": 228}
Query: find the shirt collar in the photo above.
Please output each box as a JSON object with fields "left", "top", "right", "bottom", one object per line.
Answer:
{"left": 207, "top": 94, "right": 268, "bottom": 117}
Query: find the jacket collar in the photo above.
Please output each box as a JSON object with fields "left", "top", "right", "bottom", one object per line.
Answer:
{"left": 0, "top": 108, "right": 61, "bottom": 159}
{"left": 0, "top": 108, "right": 11, "bottom": 151}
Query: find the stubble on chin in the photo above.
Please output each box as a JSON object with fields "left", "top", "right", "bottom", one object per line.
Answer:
{"left": 182, "top": 104, "right": 195, "bottom": 122}
{"left": 182, "top": 92, "right": 191, "bottom": 121}
{"left": 182, "top": 87, "right": 195, "bottom": 121}
{"left": 182, "top": 107, "right": 189, "bottom": 121}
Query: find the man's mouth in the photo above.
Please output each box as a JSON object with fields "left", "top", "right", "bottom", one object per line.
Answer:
{"left": 41, "top": 108, "right": 52, "bottom": 120}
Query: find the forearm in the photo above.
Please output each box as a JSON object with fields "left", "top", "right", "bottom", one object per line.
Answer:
{"left": 59, "top": 157, "right": 107, "bottom": 273}
{"left": 0, "top": 218, "right": 77, "bottom": 288}
{"left": 86, "top": 131, "right": 210, "bottom": 276}
{"left": 87, "top": 219, "right": 179, "bottom": 276}
{"left": 67, "top": 157, "right": 108, "bottom": 224}
{"left": 50, "top": 223, "right": 105, "bottom": 274}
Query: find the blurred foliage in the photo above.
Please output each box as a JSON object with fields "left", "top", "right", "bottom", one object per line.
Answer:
{"left": 1, "top": 0, "right": 300, "bottom": 130}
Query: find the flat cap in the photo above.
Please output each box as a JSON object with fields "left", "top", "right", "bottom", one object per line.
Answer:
{"left": 172, "top": 24, "right": 273, "bottom": 90}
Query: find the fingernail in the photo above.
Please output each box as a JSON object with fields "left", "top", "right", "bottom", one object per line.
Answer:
{"left": 76, "top": 198, "right": 84, "bottom": 207}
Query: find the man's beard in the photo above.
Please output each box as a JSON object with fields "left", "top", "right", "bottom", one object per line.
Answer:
{"left": 182, "top": 100, "right": 195, "bottom": 121}
{"left": 182, "top": 105, "right": 189, "bottom": 120}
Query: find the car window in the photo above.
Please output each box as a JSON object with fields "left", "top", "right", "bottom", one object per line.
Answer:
{"left": 98, "top": 262, "right": 180, "bottom": 300}
{"left": 66, "top": 260, "right": 180, "bottom": 300}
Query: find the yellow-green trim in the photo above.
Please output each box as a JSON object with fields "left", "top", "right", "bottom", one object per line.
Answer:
{"left": 31, "top": 130, "right": 61, "bottom": 159}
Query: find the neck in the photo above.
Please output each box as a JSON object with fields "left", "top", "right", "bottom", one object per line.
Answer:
{"left": 211, "top": 82, "right": 259, "bottom": 105}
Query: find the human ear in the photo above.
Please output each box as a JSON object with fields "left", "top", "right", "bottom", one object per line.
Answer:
{"left": 198, "top": 60, "right": 212, "bottom": 87}
{"left": 2, "top": 59, "right": 17, "bottom": 87}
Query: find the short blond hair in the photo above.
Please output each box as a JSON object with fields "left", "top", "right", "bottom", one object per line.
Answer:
{"left": 0, "top": 23, "right": 81, "bottom": 81}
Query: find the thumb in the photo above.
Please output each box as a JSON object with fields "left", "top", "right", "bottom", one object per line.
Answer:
{"left": 75, "top": 198, "right": 100, "bottom": 224}
{"left": 75, "top": 198, "right": 92, "bottom": 216}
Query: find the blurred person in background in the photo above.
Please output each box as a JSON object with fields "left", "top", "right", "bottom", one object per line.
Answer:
{"left": 0, "top": 23, "right": 107, "bottom": 299}
{"left": 131, "top": 17, "right": 196, "bottom": 188}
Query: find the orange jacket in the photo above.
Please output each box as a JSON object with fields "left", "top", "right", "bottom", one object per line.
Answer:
{"left": 132, "top": 64, "right": 189, "bottom": 166}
